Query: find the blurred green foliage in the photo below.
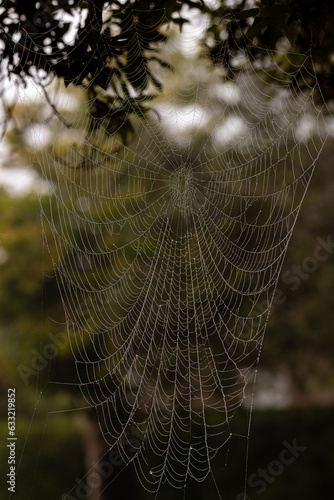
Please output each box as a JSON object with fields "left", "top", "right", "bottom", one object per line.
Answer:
{"left": 0, "top": 97, "right": 333, "bottom": 499}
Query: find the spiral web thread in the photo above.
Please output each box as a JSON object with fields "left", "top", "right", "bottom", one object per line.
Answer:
{"left": 3, "top": 3, "right": 328, "bottom": 497}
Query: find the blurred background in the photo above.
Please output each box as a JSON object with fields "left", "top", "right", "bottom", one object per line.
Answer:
{"left": 1, "top": 2, "right": 334, "bottom": 499}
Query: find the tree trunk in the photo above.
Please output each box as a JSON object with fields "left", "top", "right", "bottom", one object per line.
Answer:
{"left": 75, "top": 411, "right": 106, "bottom": 500}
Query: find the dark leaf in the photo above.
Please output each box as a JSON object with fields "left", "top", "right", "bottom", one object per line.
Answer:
{"left": 148, "top": 56, "right": 174, "bottom": 71}
{"left": 276, "top": 18, "right": 300, "bottom": 46}
{"left": 246, "top": 17, "right": 270, "bottom": 40}
{"left": 260, "top": 5, "right": 290, "bottom": 18}
{"left": 92, "top": 68, "right": 115, "bottom": 90}
{"left": 233, "top": 8, "right": 260, "bottom": 21}
{"left": 171, "top": 18, "right": 189, "bottom": 30}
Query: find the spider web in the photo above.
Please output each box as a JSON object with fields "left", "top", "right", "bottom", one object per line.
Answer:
{"left": 3, "top": 3, "right": 328, "bottom": 498}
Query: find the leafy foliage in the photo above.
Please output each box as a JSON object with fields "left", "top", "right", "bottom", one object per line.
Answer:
{"left": 0, "top": 0, "right": 208, "bottom": 139}
{"left": 207, "top": 1, "right": 334, "bottom": 102}
{"left": 1, "top": 1, "right": 334, "bottom": 143}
